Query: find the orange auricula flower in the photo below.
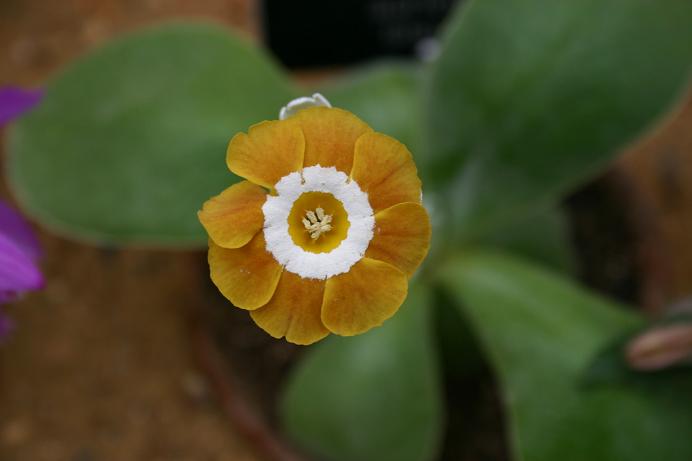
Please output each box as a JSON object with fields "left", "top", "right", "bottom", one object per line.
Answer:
{"left": 198, "top": 94, "right": 431, "bottom": 345}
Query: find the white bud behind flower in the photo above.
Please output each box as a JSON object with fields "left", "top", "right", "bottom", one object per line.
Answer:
{"left": 279, "top": 93, "right": 332, "bottom": 120}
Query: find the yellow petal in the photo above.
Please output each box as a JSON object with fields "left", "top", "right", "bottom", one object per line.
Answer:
{"left": 250, "top": 271, "right": 329, "bottom": 345}
{"left": 350, "top": 132, "right": 422, "bottom": 212}
{"left": 226, "top": 119, "right": 305, "bottom": 190}
{"left": 293, "top": 107, "right": 372, "bottom": 174}
{"left": 198, "top": 181, "right": 266, "bottom": 249}
{"left": 366, "top": 202, "right": 431, "bottom": 277}
{"left": 321, "top": 258, "right": 408, "bottom": 336}
{"left": 208, "top": 233, "right": 282, "bottom": 310}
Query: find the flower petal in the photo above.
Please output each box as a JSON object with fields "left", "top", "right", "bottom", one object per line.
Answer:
{"left": 321, "top": 258, "right": 407, "bottom": 336}
{"left": 293, "top": 107, "right": 372, "bottom": 174}
{"left": 0, "top": 233, "right": 43, "bottom": 297}
{"left": 198, "top": 181, "right": 266, "bottom": 249}
{"left": 226, "top": 119, "right": 305, "bottom": 190}
{"left": 208, "top": 233, "right": 282, "bottom": 310}
{"left": 0, "top": 200, "right": 41, "bottom": 261}
{"left": 350, "top": 132, "right": 421, "bottom": 212}
{"left": 250, "top": 271, "right": 329, "bottom": 345}
{"left": 0, "top": 86, "right": 43, "bottom": 126}
{"left": 365, "top": 202, "right": 431, "bottom": 277}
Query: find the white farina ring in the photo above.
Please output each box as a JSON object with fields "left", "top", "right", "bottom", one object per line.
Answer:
{"left": 262, "top": 165, "right": 374, "bottom": 280}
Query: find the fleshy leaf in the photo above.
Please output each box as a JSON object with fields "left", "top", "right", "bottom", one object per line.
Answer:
{"left": 427, "top": 0, "right": 692, "bottom": 237}
{"left": 441, "top": 250, "right": 692, "bottom": 461}
{"left": 6, "top": 23, "right": 296, "bottom": 246}
{"left": 318, "top": 63, "right": 424, "bottom": 158}
{"left": 281, "top": 282, "right": 443, "bottom": 461}
{"left": 479, "top": 206, "right": 576, "bottom": 273}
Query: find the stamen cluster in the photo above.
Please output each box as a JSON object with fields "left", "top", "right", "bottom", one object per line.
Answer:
{"left": 302, "top": 207, "right": 333, "bottom": 240}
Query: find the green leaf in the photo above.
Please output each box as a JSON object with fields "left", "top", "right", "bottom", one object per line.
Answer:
{"left": 440, "top": 250, "right": 692, "bottom": 461}
{"left": 427, "top": 0, "right": 692, "bottom": 237}
{"left": 478, "top": 205, "right": 576, "bottom": 273}
{"left": 319, "top": 63, "right": 425, "bottom": 157}
{"left": 281, "top": 282, "right": 443, "bottom": 461}
{"left": 6, "top": 23, "right": 296, "bottom": 246}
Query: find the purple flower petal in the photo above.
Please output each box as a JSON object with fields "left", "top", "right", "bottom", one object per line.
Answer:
{"left": 0, "top": 86, "right": 43, "bottom": 126}
{"left": 0, "top": 292, "right": 14, "bottom": 304}
{"left": 0, "top": 201, "right": 43, "bottom": 343}
{"left": 0, "top": 200, "right": 41, "bottom": 261}
{"left": 0, "top": 233, "right": 43, "bottom": 297}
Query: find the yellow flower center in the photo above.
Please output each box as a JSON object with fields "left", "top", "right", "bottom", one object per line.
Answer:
{"left": 288, "top": 191, "right": 350, "bottom": 254}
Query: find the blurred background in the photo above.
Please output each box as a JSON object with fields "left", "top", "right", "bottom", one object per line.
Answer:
{"left": 1, "top": 0, "right": 692, "bottom": 460}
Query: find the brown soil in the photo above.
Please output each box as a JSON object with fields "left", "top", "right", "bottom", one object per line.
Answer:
{"left": 2, "top": 1, "right": 692, "bottom": 461}
{"left": 618, "top": 93, "right": 692, "bottom": 303}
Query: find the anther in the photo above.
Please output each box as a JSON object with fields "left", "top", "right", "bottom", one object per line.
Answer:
{"left": 303, "top": 207, "right": 333, "bottom": 240}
